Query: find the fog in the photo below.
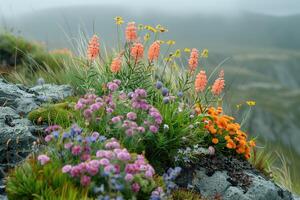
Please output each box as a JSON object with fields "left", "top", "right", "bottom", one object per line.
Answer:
{"left": 1, "top": 0, "right": 300, "bottom": 18}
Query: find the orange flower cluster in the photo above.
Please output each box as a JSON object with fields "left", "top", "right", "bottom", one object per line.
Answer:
{"left": 188, "top": 48, "right": 199, "bottom": 72}
{"left": 110, "top": 56, "right": 122, "bottom": 73}
{"left": 195, "top": 70, "right": 207, "bottom": 92}
{"left": 148, "top": 41, "right": 161, "bottom": 62}
{"left": 87, "top": 35, "right": 100, "bottom": 61}
{"left": 204, "top": 107, "right": 256, "bottom": 159}
{"left": 125, "top": 22, "right": 137, "bottom": 42}
{"left": 131, "top": 43, "right": 144, "bottom": 61}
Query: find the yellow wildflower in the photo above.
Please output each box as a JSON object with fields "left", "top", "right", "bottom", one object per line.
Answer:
{"left": 156, "top": 24, "right": 168, "bottom": 33}
{"left": 166, "top": 40, "right": 175, "bottom": 45}
{"left": 184, "top": 48, "right": 191, "bottom": 52}
{"left": 114, "top": 16, "right": 124, "bottom": 25}
{"left": 201, "top": 49, "right": 209, "bottom": 58}
{"left": 138, "top": 24, "right": 144, "bottom": 30}
{"left": 144, "top": 33, "right": 150, "bottom": 41}
{"left": 145, "top": 25, "right": 157, "bottom": 33}
{"left": 174, "top": 49, "right": 181, "bottom": 57}
{"left": 246, "top": 101, "right": 256, "bottom": 106}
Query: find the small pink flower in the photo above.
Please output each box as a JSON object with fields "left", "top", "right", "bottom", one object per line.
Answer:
{"left": 44, "top": 135, "right": 53, "bottom": 142}
{"left": 126, "top": 112, "right": 137, "bottom": 120}
{"left": 125, "top": 173, "right": 134, "bottom": 182}
{"left": 105, "top": 140, "right": 121, "bottom": 149}
{"left": 80, "top": 175, "right": 91, "bottom": 186}
{"left": 37, "top": 155, "right": 50, "bottom": 165}
{"left": 149, "top": 125, "right": 158, "bottom": 133}
{"left": 62, "top": 165, "right": 72, "bottom": 173}
{"left": 208, "top": 146, "right": 215, "bottom": 155}
{"left": 104, "top": 164, "right": 115, "bottom": 173}
{"left": 111, "top": 116, "right": 122, "bottom": 123}
{"left": 117, "top": 150, "right": 131, "bottom": 161}
{"left": 72, "top": 145, "right": 82, "bottom": 156}
{"left": 99, "top": 158, "right": 110, "bottom": 166}
{"left": 131, "top": 182, "right": 140, "bottom": 193}
{"left": 64, "top": 142, "right": 73, "bottom": 149}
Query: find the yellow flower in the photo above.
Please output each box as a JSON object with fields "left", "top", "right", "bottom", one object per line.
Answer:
{"left": 156, "top": 24, "right": 168, "bottom": 33}
{"left": 144, "top": 33, "right": 150, "bottom": 41}
{"left": 166, "top": 40, "right": 175, "bottom": 45}
{"left": 145, "top": 25, "right": 157, "bottom": 33}
{"left": 246, "top": 101, "right": 256, "bottom": 106}
{"left": 201, "top": 49, "right": 209, "bottom": 57}
{"left": 114, "top": 16, "right": 124, "bottom": 25}
{"left": 184, "top": 48, "right": 191, "bottom": 52}
{"left": 236, "top": 104, "right": 242, "bottom": 109}
{"left": 164, "top": 57, "right": 173, "bottom": 62}
{"left": 157, "top": 40, "right": 165, "bottom": 44}
{"left": 174, "top": 49, "right": 181, "bottom": 57}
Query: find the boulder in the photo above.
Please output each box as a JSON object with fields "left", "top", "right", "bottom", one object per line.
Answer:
{"left": 30, "top": 84, "right": 74, "bottom": 102}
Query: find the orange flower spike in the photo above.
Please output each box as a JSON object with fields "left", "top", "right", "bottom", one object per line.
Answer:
{"left": 131, "top": 43, "right": 144, "bottom": 61}
{"left": 87, "top": 35, "right": 100, "bottom": 61}
{"left": 148, "top": 41, "right": 161, "bottom": 62}
{"left": 212, "top": 138, "right": 219, "bottom": 144}
{"left": 211, "top": 77, "right": 225, "bottom": 96}
{"left": 188, "top": 48, "right": 199, "bottom": 72}
{"left": 110, "top": 56, "right": 122, "bottom": 73}
{"left": 125, "top": 22, "right": 137, "bottom": 42}
{"left": 195, "top": 70, "right": 207, "bottom": 92}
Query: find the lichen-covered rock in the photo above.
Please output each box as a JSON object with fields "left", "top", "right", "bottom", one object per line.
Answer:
{"left": 177, "top": 155, "right": 297, "bottom": 200}
{"left": 30, "top": 84, "right": 74, "bottom": 102}
{"left": 0, "top": 79, "right": 38, "bottom": 114}
{"left": 0, "top": 107, "right": 36, "bottom": 173}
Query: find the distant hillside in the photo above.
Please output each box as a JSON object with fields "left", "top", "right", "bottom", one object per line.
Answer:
{"left": 3, "top": 5, "right": 300, "bottom": 51}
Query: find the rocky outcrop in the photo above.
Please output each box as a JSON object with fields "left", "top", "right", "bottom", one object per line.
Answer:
{"left": 176, "top": 155, "right": 298, "bottom": 200}
{"left": 0, "top": 79, "right": 74, "bottom": 196}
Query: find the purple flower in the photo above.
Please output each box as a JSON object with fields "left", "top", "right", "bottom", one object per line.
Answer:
{"left": 62, "top": 165, "right": 72, "bottom": 173}
{"left": 117, "top": 150, "right": 131, "bottom": 161}
{"left": 126, "top": 112, "right": 137, "bottom": 120}
{"left": 44, "top": 135, "right": 53, "bottom": 142}
{"left": 111, "top": 116, "right": 122, "bottom": 123}
{"left": 75, "top": 102, "right": 84, "bottom": 110}
{"left": 131, "top": 183, "right": 140, "bottom": 193}
{"left": 107, "top": 82, "right": 119, "bottom": 91}
{"left": 155, "top": 81, "right": 163, "bottom": 89}
{"left": 125, "top": 173, "right": 134, "bottom": 182}
{"left": 99, "top": 158, "right": 110, "bottom": 166}
{"left": 113, "top": 79, "right": 121, "bottom": 85}
{"left": 161, "top": 87, "right": 169, "bottom": 96}
{"left": 92, "top": 132, "right": 100, "bottom": 140}
{"left": 163, "top": 97, "right": 170, "bottom": 104}
{"left": 80, "top": 175, "right": 91, "bottom": 186}
{"left": 149, "top": 125, "right": 158, "bottom": 133}
{"left": 71, "top": 145, "right": 82, "bottom": 156}
{"left": 64, "top": 142, "right": 73, "bottom": 149}
{"left": 83, "top": 109, "right": 93, "bottom": 119}
{"left": 37, "top": 155, "right": 50, "bottom": 165}
{"left": 177, "top": 91, "right": 183, "bottom": 98}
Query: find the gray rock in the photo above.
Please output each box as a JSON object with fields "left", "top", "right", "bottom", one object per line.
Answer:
{"left": 193, "top": 169, "right": 231, "bottom": 198}
{"left": 0, "top": 107, "right": 36, "bottom": 170}
{"left": 223, "top": 187, "right": 251, "bottom": 200}
{"left": 0, "top": 195, "right": 7, "bottom": 200}
{"left": 30, "top": 84, "right": 73, "bottom": 102}
{"left": 0, "top": 79, "right": 38, "bottom": 114}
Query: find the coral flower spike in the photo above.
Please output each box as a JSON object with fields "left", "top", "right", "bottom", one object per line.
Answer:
{"left": 148, "top": 41, "right": 161, "bottom": 62}
{"left": 126, "top": 22, "right": 138, "bottom": 42}
{"left": 188, "top": 48, "right": 199, "bottom": 72}
{"left": 87, "top": 35, "right": 100, "bottom": 61}
{"left": 131, "top": 43, "right": 144, "bottom": 61}
{"left": 212, "top": 70, "right": 225, "bottom": 96}
{"left": 111, "top": 56, "right": 122, "bottom": 73}
{"left": 195, "top": 70, "right": 207, "bottom": 92}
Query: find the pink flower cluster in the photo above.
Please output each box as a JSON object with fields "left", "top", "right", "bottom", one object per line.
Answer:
{"left": 45, "top": 125, "right": 61, "bottom": 133}
{"left": 61, "top": 138, "right": 156, "bottom": 194}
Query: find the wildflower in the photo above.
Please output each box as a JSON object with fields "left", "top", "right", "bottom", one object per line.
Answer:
{"left": 114, "top": 16, "right": 124, "bottom": 25}
{"left": 132, "top": 183, "right": 141, "bottom": 193}
{"left": 111, "top": 56, "right": 122, "bottom": 73}
{"left": 246, "top": 101, "right": 256, "bottom": 106}
{"left": 80, "top": 175, "right": 91, "bottom": 186}
{"left": 107, "top": 81, "right": 119, "bottom": 91}
{"left": 166, "top": 40, "right": 175, "bottom": 45}
{"left": 148, "top": 41, "right": 161, "bottom": 62}
{"left": 138, "top": 24, "right": 144, "bottom": 30}
{"left": 131, "top": 43, "right": 144, "bottom": 61}
{"left": 249, "top": 140, "right": 256, "bottom": 147}
{"left": 184, "top": 48, "right": 191, "bottom": 52}
{"left": 87, "top": 35, "right": 100, "bottom": 61}
{"left": 125, "top": 173, "right": 134, "bottom": 182}
{"left": 112, "top": 116, "right": 122, "bottom": 123}
{"left": 37, "top": 155, "right": 50, "bottom": 165}
{"left": 127, "top": 112, "right": 137, "bottom": 120}
{"left": 177, "top": 91, "right": 183, "bottom": 98}
{"left": 125, "top": 22, "right": 137, "bottom": 42}
{"left": 44, "top": 135, "right": 53, "bottom": 142}
{"left": 201, "top": 49, "right": 209, "bottom": 58}
{"left": 99, "top": 158, "right": 110, "bottom": 166}
{"left": 72, "top": 145, "right": 82, "bottom": 156}
{"left": 149, "top": 125, "right": 158, "bottom": 133}
{"left": 208, "top": 146, "right": 215, "bottom": 155}
{"left": 161, "top": 87, "right": 169, "bottom": 96}
{"left": 211, "top": 78, "right": 225, "bottom": 96}
{"left": 156, "top": 24, "right": 168, "bottom": 32}
{"left": 145, "top": 25, "right": 157, "bottom": 33}
{"left": 163, "top": 97, "right": 170, "bottom": 104}
{"left": 188, "top": 48, "right": 199, "bottom": 72}
{"left": 144, "top": 33, "right": 150, "bottom": 41}
{"left": 174, "top": 49, "right": 181, "bottom": 57}
{"left": 155, "top": 81, "right": 163, "bottom": 89}
{"left": 195, "top": 70, "right": 207, "bottom": 92}
{"left": 212, "top": 138, "right": 219, "bottom": 144}
{"left": 62, "top": 165, "right": 72, "bottom": 173}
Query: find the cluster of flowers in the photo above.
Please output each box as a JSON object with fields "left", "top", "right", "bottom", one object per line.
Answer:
{"left": 75, "top": 80, "right": 163, "bottom": 136}
{"left": 155, "top": 81, "right": 182, "bottom": 104}
{"left": 174, "top": 145, "right": 215, "bottom": 166}
{"left": 204, "top": 107, "right": 256, "bottom": 159}
{"left": 163, "top": 167, "right": 182, "bottom": 195}
{"left": 38, "top": 125, "right": 159, "bottom": 199}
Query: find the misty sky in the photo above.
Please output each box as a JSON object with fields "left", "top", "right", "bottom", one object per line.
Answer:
{"left": 1, "top": 0, "right": 300, "bottom": 18}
